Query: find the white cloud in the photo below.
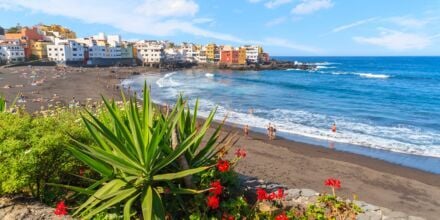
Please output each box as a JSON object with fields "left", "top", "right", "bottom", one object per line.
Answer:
{"left": 247, "top": 0, "right": 263, "bottom": 3}
{"left": 0, "top": 0, "right": 323, "bottom": 54}
{"left": 265, "top": 17, "right": 287, "bottom": 27}
{"left": 353, "top": 30, "right": 432, "bottom": 50}
{"left": 263, "top": 37, "right": 322, "bottom": 53}
{"left": 192, "top": 18, "right": 214, "bottom": 24}
{"left": 332, "top": 17, "right": 378, "bottom": 33}
{"left": 388, "top": 16, "right": 432, "bottom": 29}
{"left": 291, "top": 0, "right": 333, "bottom": 15}
{"left": 0, "top": 0, "right": 248, "bottom": 43}
{"left": 265, "top": 0, "right": 292, "bottom": 9}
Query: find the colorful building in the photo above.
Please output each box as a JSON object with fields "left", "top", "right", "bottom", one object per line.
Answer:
{"left": 30, "top": 40, "right": 52, "bottom": 59}
{"left": 220, "top": 46, "right": 239, "bottom": 64}
{"left": 5, "top": 26, "right": 44, "bottom": 59}
{"left": 206, "top": 43, "right": 216, "bottom": 62}
{"left": 38, "top": 24, "right": 76, "bottom": 39}
{"left": 238, "top": 47, "right": 247, "bottom": 65}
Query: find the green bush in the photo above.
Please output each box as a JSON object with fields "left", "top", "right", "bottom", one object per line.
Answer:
{"left": 0, "top": 110, "right": 93, "bottom": 203}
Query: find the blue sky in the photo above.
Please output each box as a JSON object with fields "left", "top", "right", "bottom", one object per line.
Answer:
{"left": 1, "top": 0, "right": 439, "bottom": 56}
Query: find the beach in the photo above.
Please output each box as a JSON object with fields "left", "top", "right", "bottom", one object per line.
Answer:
{"left": 1, "top": 66, "right": 439, "bottom": 219}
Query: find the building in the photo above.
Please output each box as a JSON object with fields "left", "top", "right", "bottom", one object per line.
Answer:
{"left": 238, "top": 47, "right": 247, "bottom": 65}
{"left": 0, "top": 40, "right": 25, "bottom": 64}
{"left": 165, "top": 48, "right": 186, "bottom": 63}
{"left": 135, "top": 40, "right": 165, "bottom": 64}
{"left": 0, "top": 26, "right": 5, "bottom": 36}
{"left": 5, "top": 26, "right": 44, "bottom": 59}
{"left": 47, "top": 39, "right": 85, "bottom": 64}
{"left": 30, "top": 40, "right": 52, "bottom": 59}
{"left": 121, "top": 42, "right": 134, "bottom": 58}
{"left": 38, "top": 24, "right": 76, "bottom": 39}
{"left": 195, "top": 46, "right": 207, "bottom": 63}
{"left": 242, "top": 45, "right": 261, "bottom": 63}
{"left": 206, "top": 43, "right": 217, "bottom": 63}
{"left": 220, "top": 46, "right": 239, "bottom": 65}
{"left": 180, "top": 42, "right": 197, "bottom": 62}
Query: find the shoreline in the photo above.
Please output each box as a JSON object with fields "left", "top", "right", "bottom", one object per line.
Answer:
{"left": 1, "top": 66, "right": 439, "bottom": 219}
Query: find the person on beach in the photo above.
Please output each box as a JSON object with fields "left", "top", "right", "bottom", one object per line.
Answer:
{"left": 272, "top": 124, "right": 277, "bottom": 140}
{"left": 267, "top": 123, "right": 272, "bottom": 140}
{"left": 331, "top": 123, "right": 337, "bottom": 133}
{"left": 244, "top": 124, "right": 249, "bottom": 137}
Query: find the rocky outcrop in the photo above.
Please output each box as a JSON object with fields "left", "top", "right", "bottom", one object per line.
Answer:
{"left": 0, "top": 196, "right": 73, "bottom": 220}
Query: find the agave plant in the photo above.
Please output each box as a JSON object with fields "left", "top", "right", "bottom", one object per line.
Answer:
{"left": 175, "top": 97, "right": 239, "bottom": 168}
{"left": 60, "top": 82, "right": 222, "bottom": 219}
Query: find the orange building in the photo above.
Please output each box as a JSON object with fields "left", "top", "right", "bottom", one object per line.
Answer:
{"left": 220, "top": 46, "right": 239, "bottom": 64}
{"left": 5, "top": 27, "right": 44, "bottom": 59}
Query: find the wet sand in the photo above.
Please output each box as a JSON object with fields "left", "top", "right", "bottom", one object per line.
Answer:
{"left": 1, "top": 66, "right": 439, "bottom": 219}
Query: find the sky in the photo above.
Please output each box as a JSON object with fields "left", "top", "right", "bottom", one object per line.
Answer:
{"left": 0, "top": 0, "right": 439, "bottom": 56}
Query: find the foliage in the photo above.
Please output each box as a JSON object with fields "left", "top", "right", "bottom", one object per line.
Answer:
{"left": 62, "top": 82, "right": 227, "bottom": 220}
{"left": 0, "top": 95, "right": 5, "bottom": 112}
{"left": 0, "top": 109, "right": 92, "bottom": 203}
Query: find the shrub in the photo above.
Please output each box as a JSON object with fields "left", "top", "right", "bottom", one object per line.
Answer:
{"left": 0, "top": 109, "right": 93, "bottom": 203}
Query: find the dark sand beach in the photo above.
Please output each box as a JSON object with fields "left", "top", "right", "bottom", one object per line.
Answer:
{"left": 1, "top": 66, "right": 439, "bottom": 219}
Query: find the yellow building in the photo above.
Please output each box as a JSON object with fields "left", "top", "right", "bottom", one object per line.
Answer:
{"left": 238, "top": 47, "right": 247, "bottom": 65}
{"left": 38, "top": 24, "right": 77, "bottom": 39}
{"left": 206, "top": 43, "right": 216, "bottom": 62}
{"left": 30, "top": 40, "right": 51, "bottom": 59}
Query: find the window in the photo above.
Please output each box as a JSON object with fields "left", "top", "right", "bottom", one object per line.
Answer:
{"left": 49, "top": 48, "right": 52, "bottom": 51}
{"left": 73, "top": 48, "right": 77, "bottom": 51}
{"left": 60, "top": 48, "right": 63, "bottom": 51}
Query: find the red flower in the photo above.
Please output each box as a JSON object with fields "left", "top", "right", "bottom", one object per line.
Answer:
{"left": 210, "top": 180, "right": 223, "bottom": 196}
{"left": 276, "top": 188, "right": 284, "bottom": 199}
{"left": 256, "top": 188, "right": 268, "bottom": 201}
{"left": 207, "top": 195, "right": 220, "bottom": 209}
{"left": 324, "top": 178, "right": 341, "bottom": 189}
{"left": 54, "top": 201, "right": 68, "bottom": 216}
{"left": 222, "top": 213, "right": 235, "bottom": 220}
{"left": 275, "top": 212, "right": 289, "bottom": 220}
{"left": 235, "top": 148, "right": 247, "bottom": 158}
{"left": 217, "top": 159, "right": 230, "bottom": 173}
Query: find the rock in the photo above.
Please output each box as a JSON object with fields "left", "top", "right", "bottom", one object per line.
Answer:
{"left": 354, "top": 201, "right": 380, "bottom": 212}
{"left": 408, "top": 216, "right": 426, "bottom": 220}
{"left": 284, "top": 189, "right": 301, "bottom": 200}
{"left": 0, "top": 197, "right": 73, "bottom": 220}
{"left": 357, "top": 212, "right": 381, "bottom": 220}
{"left": 383, "top": 211, "right": 408, "bottom": 219}
{"left": 300, "top": 188, "right": 318, "bottom": 197}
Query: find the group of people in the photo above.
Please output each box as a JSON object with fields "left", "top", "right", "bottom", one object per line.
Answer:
{"left": 242, "top": 119, "right": 337, "bottom": 141}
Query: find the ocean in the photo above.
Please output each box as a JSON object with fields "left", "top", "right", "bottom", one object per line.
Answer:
{"left": 123, "top": 56, "right": 440, "bottom": 174}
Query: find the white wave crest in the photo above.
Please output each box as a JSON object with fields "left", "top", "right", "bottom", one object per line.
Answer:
{"left": 358, "top": 73, "right": 390, "bottom": 79}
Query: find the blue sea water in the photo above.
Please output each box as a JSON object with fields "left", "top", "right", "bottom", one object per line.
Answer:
{"left": 123, "top": 57, "right": 440, "bottom": 174}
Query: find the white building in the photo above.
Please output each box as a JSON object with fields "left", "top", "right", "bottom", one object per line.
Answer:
{"left": 194, "top": 46, "right": 207, "bottom": 63}
{"left": 0, "top": 40, "right": 25, "bottom": 64}
{"left": 180, "top": 42, "right": 197, "bottom": 62}
{"left": 47, "top": 39, "right": 85, "bottom": 63}
{"left": 243, "top": 45, "right": 260, "bottom": 63}
{"left": 164, "top": 48, "right": 186, "bottom": 63}
{"left": 135, "top": 40, "right": 165, "bottom": 64}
